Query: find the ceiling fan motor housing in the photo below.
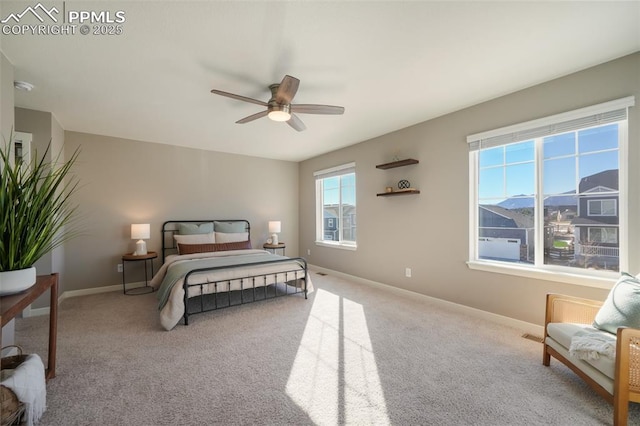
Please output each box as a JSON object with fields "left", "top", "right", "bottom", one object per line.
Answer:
{"left": 269, "top": 102, "right": 290, "bottom": 114}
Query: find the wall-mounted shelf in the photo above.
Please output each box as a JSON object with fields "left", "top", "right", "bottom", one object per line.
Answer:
{"left": 376, "top": 158, "right": 420, "bottom": 196}
{"left": 375, "top": 158, "right": 419, "bottom": 169}
{"left": 377, "top": 189, "right": 421, "bottom": 197}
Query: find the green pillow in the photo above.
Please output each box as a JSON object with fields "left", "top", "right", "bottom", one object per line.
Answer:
{"left": 593, "top": 272, "right": 640, "bottom": 334}
{"left": 177, "top": 222, "right": 213, "bottom": 235}
{"left": 214, "top": 221, "right": 246, "bottom": 233}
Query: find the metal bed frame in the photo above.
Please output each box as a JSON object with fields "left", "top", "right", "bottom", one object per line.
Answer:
{"left": 161, "top": 220, "right": 308, "bottom": 325}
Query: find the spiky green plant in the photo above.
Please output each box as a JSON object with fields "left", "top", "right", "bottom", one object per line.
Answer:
{"left": 0, "top": 136, "right": 80, "bottom": 271}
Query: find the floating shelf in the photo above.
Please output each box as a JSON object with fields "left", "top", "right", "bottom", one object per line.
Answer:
{"left": 376, "top": 158, "right": 420, "bottom": 196}
{"left": 375, "top": 158, "right": 419, "bottom": 169}
{"left": 377, "top": 189, "right": 421, "bottom": 197}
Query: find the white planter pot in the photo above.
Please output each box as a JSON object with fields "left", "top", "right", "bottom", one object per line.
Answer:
{"left": 0, "top": 267, "right": 37, "bottom": 296}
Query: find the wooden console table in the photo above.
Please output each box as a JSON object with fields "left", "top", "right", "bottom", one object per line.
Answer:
{"left": 0, "top": 273, "right": 58, "bottom": 381}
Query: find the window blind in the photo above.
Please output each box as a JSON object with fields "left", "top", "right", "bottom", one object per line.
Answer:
{"left": 314, "top": 162, "right": 356, "bottom": 180}
{"left": 467, "top": 96, "right": 635, "bottom": 151}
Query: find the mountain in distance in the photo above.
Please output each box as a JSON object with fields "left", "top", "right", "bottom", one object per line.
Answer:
{"left": 496, "top": 191, "right": 577, "bottom": 209}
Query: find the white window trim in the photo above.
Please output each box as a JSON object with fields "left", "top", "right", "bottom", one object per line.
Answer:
{"left": 466, "top": 260, "right": 616, "bottom": 289}
{"left": 315, "top": 240, "right": 358, "bottom": 251}
{"left": 467, "top": 96, "right": 634, "bottom": 287}
{"left": 314, "top": 162, "right": 357, "bottom": 250}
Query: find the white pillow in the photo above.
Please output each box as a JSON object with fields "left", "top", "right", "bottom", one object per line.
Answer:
{"left": 174, "top": 232, "right": 215, "bottom": 246}
{"left": 214, "top": 232, "right": 249, "bottom": 243}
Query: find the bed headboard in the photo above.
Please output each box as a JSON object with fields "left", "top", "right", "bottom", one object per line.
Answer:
{"left": 161, "top": 220, "right": 250, "bottom": 263}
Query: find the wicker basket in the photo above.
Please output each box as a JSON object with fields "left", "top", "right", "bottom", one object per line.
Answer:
{"left": 1, "top": 346, "right": 27, "bottom": 426}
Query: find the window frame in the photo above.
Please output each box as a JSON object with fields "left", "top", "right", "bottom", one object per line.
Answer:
{"left": 588, "top": 227, "right": 618, "bottom": 244}
{"left": 467, "top": 97, "right": 634, "bottom": 289}
{"left": 587, "top": 199, "right": 617, "bottom": 217}
{"left": 314, "top": 162, "right": 357, "bottom": 251}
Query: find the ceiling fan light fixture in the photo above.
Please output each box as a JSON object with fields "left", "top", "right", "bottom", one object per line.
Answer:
{"left": 268, "top": 104, "right": 291, "bottom": 122}
{"left": 268, "top": 110, "right": 291, "bottom": 122}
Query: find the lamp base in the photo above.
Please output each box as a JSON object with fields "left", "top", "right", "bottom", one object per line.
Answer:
{"left": 134, "top": 240, "right": 147, "bottom": 256}
{"left": 271, "top": 233, "right": 279, "bottom": 245}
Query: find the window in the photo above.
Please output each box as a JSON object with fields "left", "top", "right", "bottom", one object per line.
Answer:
{"left": 468, "top": 97, "right": 634, "bottom": 281}
{"left": 588, "top": 227, "right": 618, "bottom": 244}
{"left": 588, "top": 199, "right": 617, "bottom": 216}
{"left": 315, "top": 162, "right": 357, "bottom": 249}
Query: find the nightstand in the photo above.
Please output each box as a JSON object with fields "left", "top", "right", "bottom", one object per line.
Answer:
{"left": 121, "top": 251, "right": 157, "bottom": 295}
{"left": 263, "top": 242, "right": 286, "bottom": 256}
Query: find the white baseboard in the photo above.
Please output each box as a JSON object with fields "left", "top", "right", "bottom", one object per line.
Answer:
{"left": 24, "top": 281, "right": 147, "bottom": 318}
{"left": 309, "top": 264, "right": 544, "bottom": 337}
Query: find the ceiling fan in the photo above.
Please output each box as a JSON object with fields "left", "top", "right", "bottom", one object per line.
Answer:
{"left": 210, "top": 75, "right": 344, "bottom": 132}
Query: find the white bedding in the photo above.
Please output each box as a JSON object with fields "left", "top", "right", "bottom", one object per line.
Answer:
{"left": 150, "top": 249, "right": 308, "bottom": 330}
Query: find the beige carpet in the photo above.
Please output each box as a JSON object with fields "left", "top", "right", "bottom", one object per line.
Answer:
{"left": 13, "top": 271, "right": 640, "bottom": 425}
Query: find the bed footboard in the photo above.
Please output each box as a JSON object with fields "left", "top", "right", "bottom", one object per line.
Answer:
{"left": 182, "top": 257, "right": 308, "bottom": 325}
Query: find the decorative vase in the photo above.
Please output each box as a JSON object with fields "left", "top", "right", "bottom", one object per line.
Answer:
{"left": 0, "top": 267, "right": 37, "bottom": 296}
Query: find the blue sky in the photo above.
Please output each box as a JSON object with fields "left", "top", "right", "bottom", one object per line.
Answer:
{"left": 323, "top": 174, "right": 356, "bottom": 206}
{"left": 479, "top": 124, "right": 618, "bottom": 203}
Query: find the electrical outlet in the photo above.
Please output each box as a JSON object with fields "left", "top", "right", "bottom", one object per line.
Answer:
{"left": 405, "top": 267, "right": 412, "bottom": 278}
{"left": 307, "top": 249, "right": 311, "bottom": 256}
{"left": 117, "top": 264, "right": 123, "bottom": 273}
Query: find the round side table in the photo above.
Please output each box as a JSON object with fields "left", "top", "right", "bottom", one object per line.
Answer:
{"left": 121, "top": 251, "right": 157, "bottom": 295}
{"left": 263, "top": 243, "right": 286, "bottom": 255}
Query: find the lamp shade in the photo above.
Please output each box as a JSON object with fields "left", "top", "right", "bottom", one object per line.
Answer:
{"left": 131, "top": 223, "right": 150, "bottom": 240}
{"left": 268, "top": 221, "right": 281, "bottom": 233}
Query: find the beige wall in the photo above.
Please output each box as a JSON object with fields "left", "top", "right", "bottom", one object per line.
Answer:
{"left": 299, "top": 52, "right": 640, "bottom": 327}
{"left": 61, "top": 131, "right": 299, "bottom": 293}
{"left": 0, "top": 52, "right": 14, "bottom": 145}
{"left": 11, "top": 109, "right": 299, "bottom": 302}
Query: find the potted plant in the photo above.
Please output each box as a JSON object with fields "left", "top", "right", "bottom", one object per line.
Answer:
{"left": 0, "top": 134, "right": 80, "bottom": 295}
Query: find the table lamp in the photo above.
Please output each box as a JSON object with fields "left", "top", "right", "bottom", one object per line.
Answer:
{"left": 268, "top": 221, "right": 281, "bottom": 245}
{"left": 131, "top": 223, "right": 150, "bottom": 255}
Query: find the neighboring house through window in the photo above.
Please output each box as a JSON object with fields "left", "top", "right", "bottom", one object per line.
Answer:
{"left": 315, "top": 162, "right": 357, "bottom": 249}
{"left": 467, "top": 96, "right": 634, "bottom": 282}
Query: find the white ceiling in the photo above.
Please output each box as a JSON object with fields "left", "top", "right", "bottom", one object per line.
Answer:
{"left": 1, "top": 1, "right": 639, "bottom": 162}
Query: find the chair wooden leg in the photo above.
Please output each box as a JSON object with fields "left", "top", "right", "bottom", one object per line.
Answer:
{"left": 613, "top": 392, "right": 628, "bottom": 426}
{"left": 542, "top": 345, "right": 551, "bottom": 366}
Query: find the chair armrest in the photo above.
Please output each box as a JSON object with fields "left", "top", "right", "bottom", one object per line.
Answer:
{"left": 616, "top": 327, "right": 640, "bottom": 400}
{"left": 545, "top": 293, "right": 603, "bottom": 329}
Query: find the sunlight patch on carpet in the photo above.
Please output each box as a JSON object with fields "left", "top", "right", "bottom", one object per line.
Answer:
{"left": 285, "top": 289, "right": 390, "bottom": 425}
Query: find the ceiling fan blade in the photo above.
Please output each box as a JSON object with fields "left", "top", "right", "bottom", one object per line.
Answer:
{"left": 211, "top": 89, "right": 267, "bottom": 107}
{"left": 236, "top": 110, "right": 269, "bottom": 124}
{"left": 287, "top": 114, "right": 306, "bottom": 132}
{"left": 275, "top": 75, "right": 300, "bottom": 104}
{"left": 290, "top": 104, "right": 345, "bottom": 115}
